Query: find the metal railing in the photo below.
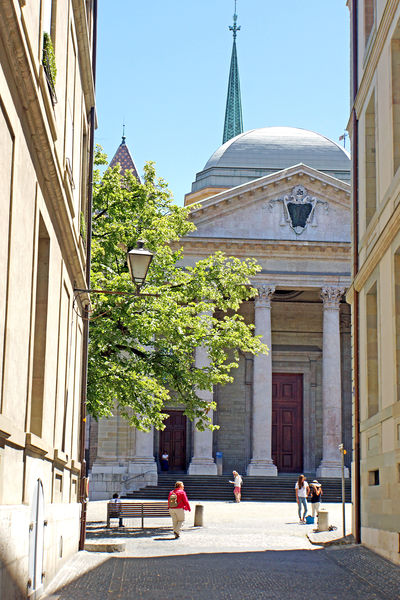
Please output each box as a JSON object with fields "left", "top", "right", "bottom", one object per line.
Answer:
{"left": 122, "top": 470, "right": 156, "bottom": 490}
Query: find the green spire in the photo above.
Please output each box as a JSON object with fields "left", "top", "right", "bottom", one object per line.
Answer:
{"left": 223, "top": 1, "right": 243, "bottom": 144}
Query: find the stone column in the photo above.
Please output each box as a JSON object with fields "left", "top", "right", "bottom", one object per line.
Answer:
{"left": 247, "top": 285, "right": 277, "bottom": 476}
{"left": 317, "top": 287, "right": 349, "bottom": 478}
{"left": 133, "top": 428, "right": 156, "bottom": 463}
{"left": 127, "top": 427, "right": 157, "bottom": 489}
{"left": 188, "top": 344, "right": 217, "bottom": 475}
{"left": 90, "top": 412, "right": 149, "bottom": 500}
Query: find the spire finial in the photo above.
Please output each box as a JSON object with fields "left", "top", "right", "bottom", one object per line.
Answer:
{"left": 229, "top": 0, "right": 240, "bottom": 40}
{"left": 223, "top": 0, "right": 243, "bottom": 144}
{"left": 122, "top": 121, "right": 126, "bottom": 144}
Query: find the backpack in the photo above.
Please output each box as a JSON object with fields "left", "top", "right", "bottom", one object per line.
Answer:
{"left": 169, "top": 491, "right": 178, "bottom": 508}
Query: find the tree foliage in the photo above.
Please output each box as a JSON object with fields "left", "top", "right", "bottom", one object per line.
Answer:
{"left": 87, "top": 148, "right": 267, "bottom": 431}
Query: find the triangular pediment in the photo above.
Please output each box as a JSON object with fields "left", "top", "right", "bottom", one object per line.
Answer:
{"left": 185, "top": 164, "right": 351, "bottom": 244}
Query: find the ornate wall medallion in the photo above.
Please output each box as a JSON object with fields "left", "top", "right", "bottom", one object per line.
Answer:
{"left": 265, "top": 185, "right": 328, "bottom": 235}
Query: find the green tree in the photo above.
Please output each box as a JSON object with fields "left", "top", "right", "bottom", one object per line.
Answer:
{"left": 87, "top": 148, "right": 267, "bottom": 431}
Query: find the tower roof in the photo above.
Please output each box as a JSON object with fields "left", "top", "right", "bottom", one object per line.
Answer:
{"left": 109, "top": 135, "right": 141, "bottom": 182}
{"left": 222, "top": 3, "right": 243, "bottom": 144}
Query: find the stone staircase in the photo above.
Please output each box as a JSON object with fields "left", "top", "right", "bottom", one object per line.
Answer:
{"left": 125, "top": 473, "right": 351, "bottom": 503}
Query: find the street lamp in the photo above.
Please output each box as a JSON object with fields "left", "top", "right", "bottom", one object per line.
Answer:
{"left": 127, "top": 241, "right": 154, "bottom": 289}
{"left": 74, "top": 241, "right": 154, "bottom": 299}
{"left": 76, "top": 240, "right": 154, "bottom": 550}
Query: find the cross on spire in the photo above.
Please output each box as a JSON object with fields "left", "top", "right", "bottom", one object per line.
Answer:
{"left": 223, "top": 0, "right": 243, "bottom": 144}
{"left": 229, "top": 0, "right": 241, "bottom": 39}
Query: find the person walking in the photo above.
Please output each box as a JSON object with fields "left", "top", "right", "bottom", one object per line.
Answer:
{"left": 168, "top": 481, "right": 191, "bottom": 539}
{"left": 309, "top": 479, "right": 323, "bottom": 518}
{"left": 229, "top": 470, "right": 243, "bottom": 503}
{"left": 295, "top": 474, "right": 310, "bottom": 523}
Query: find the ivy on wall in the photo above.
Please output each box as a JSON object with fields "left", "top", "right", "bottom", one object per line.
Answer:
{"left": 43, "top": 32, "right": 57, "bottom": 85}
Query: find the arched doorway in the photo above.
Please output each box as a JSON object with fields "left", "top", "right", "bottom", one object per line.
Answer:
{"left": 159, "top": 410, "right": 187, "bottom": 471}
{"left": 28, "top": 479, "right": 45, "bottom": 597}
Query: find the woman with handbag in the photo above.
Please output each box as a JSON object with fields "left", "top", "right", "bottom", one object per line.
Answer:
{"left": 295, "top": 474, "right": 310, "bottom": 523}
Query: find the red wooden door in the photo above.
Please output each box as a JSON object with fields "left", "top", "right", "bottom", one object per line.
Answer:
{"left": 272, "top": 374, "right": 303, "bottom": 472}
{"left": 159, "top": 411, "right": 187, "bottom": 471}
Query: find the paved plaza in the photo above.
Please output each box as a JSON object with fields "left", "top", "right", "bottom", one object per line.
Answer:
{"left": 42, "top": 501, "right": 400, "bottom": 600}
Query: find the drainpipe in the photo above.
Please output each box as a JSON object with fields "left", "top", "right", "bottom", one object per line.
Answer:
{"left": 351, "top": 0, "right": 361, "bottom": 545}
{"left": 79, "top": 0, "right": 98, "bottom": 552}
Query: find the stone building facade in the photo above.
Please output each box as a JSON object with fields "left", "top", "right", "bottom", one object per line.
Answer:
{"left": 347, "top": 0, "right": 400, "bottom": 565}
{"left": 0, "top": 1, "right": 96, "bottom": 597}
{"left": 89, "top": 127, "right": 353, "bottom": 499}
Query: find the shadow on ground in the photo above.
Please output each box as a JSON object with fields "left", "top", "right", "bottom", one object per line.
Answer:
{"left": 44, "top": 546, "right": 400, "bottom": 600}
{"left": 86, "top": 523, "right": 177, "bottom": 540}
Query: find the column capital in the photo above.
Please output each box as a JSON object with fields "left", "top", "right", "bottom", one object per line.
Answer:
{"left": 255, "top": 285, "right": 275, "bottom": 309}
{"left": 320, "top": 287, "right": 346, "bottom": 310}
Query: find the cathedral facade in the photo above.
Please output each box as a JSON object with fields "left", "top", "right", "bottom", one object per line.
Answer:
{"left": 89, "top": 127, "right": 352, "bottom": 498}
{"left": 89, "top": 9, "right": 352, "bottom": 498}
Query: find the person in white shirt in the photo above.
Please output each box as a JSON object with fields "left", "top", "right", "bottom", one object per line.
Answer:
{"left": 161, "top": 451, "right": 169, "bottom": 471}
{"left": 229, "top": 470, "right": 243, "bottom": 503}
{"left": 294, "top": 474, "right": 310, "bottom": 523}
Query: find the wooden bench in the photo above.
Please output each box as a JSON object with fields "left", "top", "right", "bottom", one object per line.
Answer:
{"left": 107, "top": 502, "right": 170, "bottom": 528}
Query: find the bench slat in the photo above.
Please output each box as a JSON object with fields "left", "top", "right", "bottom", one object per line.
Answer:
{"left": 107, "top": 501, "right": 170, "bottom": 528}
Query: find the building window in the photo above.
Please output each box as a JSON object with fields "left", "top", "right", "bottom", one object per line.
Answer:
{"left": 57, "top": 283, "right": 71, "bottom": 453}
{"left": 368, "top": 469, "right": 380, "bottom": 485}
{"left": 65, "top": 30, "right": 77, "bottom": 190}
{"left": 30, "top": 217, "right": 50, "bottom": 437}
{"left": 42, "top": 0, "right": 52, "bottom": 37}
{"left": 79, "top": 129, "right": 88, "bottom": 244}
{"left": 54, "top": 472, "right": 63, "bottom": 502}
{"left": 41, "top": 0, "right": 57, "bottom": 104}
{"left": 365, "top": 91, "right": 377, "bottom": 227}
{"left": 364, "top": 0, "right": 375, "bottom": 46}
{"left": 366, "top": 282, "right": 379, "bottom": 417}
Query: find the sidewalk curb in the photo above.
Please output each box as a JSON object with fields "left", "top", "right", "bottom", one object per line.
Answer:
{"left": 307, "top": 532, "right": 356, "bottom": 547}
{"left": 84, "top": 541, "right": 126, "bottom": 553}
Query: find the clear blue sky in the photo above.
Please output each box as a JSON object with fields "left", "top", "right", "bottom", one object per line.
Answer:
{"left": 96, "top": 1, "right": 350, "bottom": 205}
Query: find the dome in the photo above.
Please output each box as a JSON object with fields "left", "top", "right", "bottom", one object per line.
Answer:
{"left": 189, "top": 126, "right": 351, "bottom": 197}
{"left": 204, "top": 126, "right": 350, "bottom": 171}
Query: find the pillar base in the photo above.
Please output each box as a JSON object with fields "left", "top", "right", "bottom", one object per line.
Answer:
{"left": 316, "top": 461, "right": 349, "bottom": 478}
{"left": 247, "top": 459, "right": 278, "bottom": 476}
{"left": 188, "top": 458, "right": 217, "bottom": 475}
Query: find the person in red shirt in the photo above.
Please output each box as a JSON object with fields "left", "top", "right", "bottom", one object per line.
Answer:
{"left": 168, "top": 481, "right": 191, "bottom": 539}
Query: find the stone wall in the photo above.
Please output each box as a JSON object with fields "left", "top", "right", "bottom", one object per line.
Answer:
{"left": 214, "top": 353, "right": 252, "bottom": 474}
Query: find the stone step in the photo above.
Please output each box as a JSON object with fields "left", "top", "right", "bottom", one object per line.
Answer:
{"left": 126, "top": 474, "right": 351, "bottom": 502}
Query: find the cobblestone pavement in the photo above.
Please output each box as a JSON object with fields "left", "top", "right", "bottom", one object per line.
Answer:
{"left": 42, "top": 502, "right": 400, "bottom": 600}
